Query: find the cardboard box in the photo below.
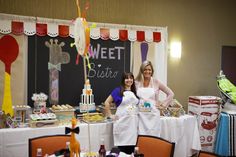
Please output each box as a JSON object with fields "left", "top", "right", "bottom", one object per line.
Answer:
{"left": 188, "top": 96, "right": 221, "bottom": 152}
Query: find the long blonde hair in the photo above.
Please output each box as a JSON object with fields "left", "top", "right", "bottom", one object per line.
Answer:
{"left": 136, "top": 60, "right": 154, "bottom": 82}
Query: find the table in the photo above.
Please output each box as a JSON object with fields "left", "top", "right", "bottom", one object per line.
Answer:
{"left": 0, "top": 115, "right": 200, "bottom": 157}
{"left": 160, "top": 115, "right": 201, "bottom": 157}
{"left": 0, "top": 122, "right": 114, "bottom": 157}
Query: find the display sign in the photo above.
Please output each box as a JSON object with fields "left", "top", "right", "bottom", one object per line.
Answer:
{"left": 28, "top": 36, "right": 130, "bottom": 106}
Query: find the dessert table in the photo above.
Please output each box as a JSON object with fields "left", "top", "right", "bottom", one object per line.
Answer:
{"left": 0, "top": 115, "right": 201, "bottom": 157}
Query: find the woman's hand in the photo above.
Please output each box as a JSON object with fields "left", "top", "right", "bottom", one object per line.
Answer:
{"left": 108, "top": 114, "right": 119, "bottom": 121}
{"left": 156, "top": 102, "right": 168, "bottom": 110}
{"left": 104, "top": 95, "right": 114, "bottom": 118}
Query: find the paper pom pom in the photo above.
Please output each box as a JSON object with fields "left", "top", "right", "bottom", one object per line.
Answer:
{"left": 74, "top": 17, "right": 90, "bottom": 56}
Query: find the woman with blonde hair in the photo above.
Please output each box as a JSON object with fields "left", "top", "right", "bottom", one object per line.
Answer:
{"left": 136, "top": 60, "right": 174, "bottom": 136}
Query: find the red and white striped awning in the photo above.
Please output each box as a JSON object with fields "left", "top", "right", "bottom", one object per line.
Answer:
{"left": 0, "top": 13, "right": 162, "bottom": 42}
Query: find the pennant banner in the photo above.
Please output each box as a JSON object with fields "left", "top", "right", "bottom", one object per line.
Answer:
{"left": 0, "top": 13, "right": 161, "bottom": 42}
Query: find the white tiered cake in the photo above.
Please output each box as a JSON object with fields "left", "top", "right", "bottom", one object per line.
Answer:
{"left": 79, "top": 79, "right": 96, "bottom": 113}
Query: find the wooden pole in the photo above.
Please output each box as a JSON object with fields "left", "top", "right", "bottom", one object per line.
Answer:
{"left": 83, "top": 56, "right": 87, "bottom": 83}
{"left": 83, "top": 56, "right": 91, "bottom": 153}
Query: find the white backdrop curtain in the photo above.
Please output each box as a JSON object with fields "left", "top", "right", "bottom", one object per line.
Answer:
{"left": 0, "top": 13, "right": 168, "bottom": 105}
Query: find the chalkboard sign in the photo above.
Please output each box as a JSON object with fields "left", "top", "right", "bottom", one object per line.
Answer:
{"left": 28, "top": 36, "right": 130, "bottom": 107}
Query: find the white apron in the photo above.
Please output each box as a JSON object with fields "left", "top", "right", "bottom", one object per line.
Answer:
{"left": 113, "top": 91, "right": 139, "bottom": 146}
{"left": 137, "top": 84, "right": 161, "bottom": 137}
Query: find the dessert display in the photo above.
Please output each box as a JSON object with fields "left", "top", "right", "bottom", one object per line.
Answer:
{"left": 161, "top": 99, "right": 185, "bottom": 117}
{"left": 13, "top": 105, "right": 31, "bottom": 127}
{"left": 51, "top": 104, "right": 74, "bottom": 111}
{"left": 79, "top": 79, "right": 96, "bottom": 113}
{"left": 29, "top": 113, "right": 58, "bottom": 128}
{"left": 82, "top": 113, "right": 105, "bottom": 123}
{"left": 30, "top": 113, "right": 56, "bottom": 121}
{"left": 14, "top": 105, "right": 31, "bottom": 109}
{"left": 32, "top": 93, "right": 48, "bottom": 113}
{"left": 50, "top": 104, "right": 75, "bottom": 124}
{"left": 168, "top": 99, "right": 185, "bottom": 117}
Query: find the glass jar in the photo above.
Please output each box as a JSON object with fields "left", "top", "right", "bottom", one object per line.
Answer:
{"left": 34, "top": 101, "right": 46, "bottom": 113}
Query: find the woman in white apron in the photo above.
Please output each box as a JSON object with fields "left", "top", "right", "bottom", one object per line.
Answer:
{"left": 105, "top": 72, "right": 139, "bottom": 154}
{"left": 136, "top": 60, "right": 174, "bottom": 137}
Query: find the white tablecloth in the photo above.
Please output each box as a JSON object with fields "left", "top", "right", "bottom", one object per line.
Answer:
{"left": 160, "top": 115, "right": 201, "bottom": 157}
{"left": 0, "top": 122, "right": 114, "bottom": 157}
{"left": 0, "top": 115, "right": 200, "bottom": 157}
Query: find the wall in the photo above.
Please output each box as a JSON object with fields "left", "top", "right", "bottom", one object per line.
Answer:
{"left": 0, "top": 0, "right": 236, "bottom": 109}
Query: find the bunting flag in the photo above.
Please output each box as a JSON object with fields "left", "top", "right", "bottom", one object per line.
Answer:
{"left": 0, "top": 15, "right": 161, "bottom": 43}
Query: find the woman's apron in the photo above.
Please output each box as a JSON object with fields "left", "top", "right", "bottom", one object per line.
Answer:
{"left": 113, "top": 91, "right": 139, "bottom": 146}
{"left": 137, "top": 85, "right": 161, "bottom": 137}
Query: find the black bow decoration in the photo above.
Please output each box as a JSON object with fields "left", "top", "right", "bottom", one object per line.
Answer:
{"left": 65, "top": 127, "right": 80, "bottom": 134}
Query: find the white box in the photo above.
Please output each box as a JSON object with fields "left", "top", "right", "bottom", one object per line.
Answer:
{"left": 188, "top": 96, "right": 221, "bottom": 152}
